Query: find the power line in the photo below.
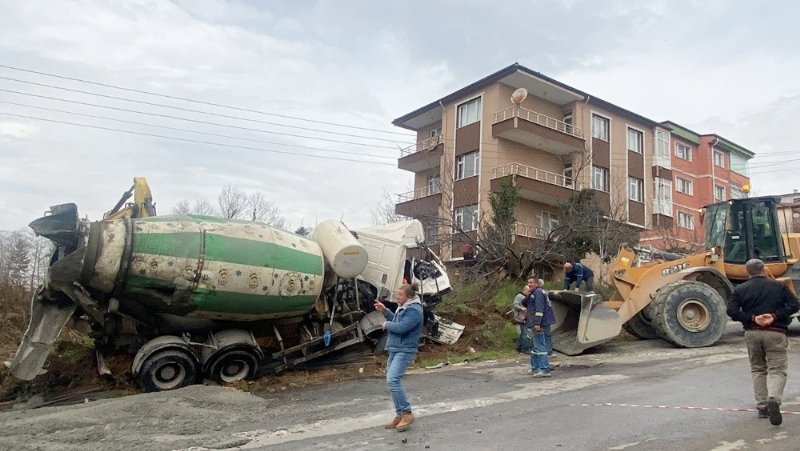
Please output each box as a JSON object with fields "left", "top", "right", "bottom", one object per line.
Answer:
{"left": 0, "top": 88, "right": 402, "bottom": 150}
{"left": 0, "top": 64, "right": 415, "bottom": 138}
{"left": 0, "top": 75, "right": 414, "bottom": 145}
{"left": 0, "top": 99, "right": 394, "bottom": 161}
{"left": 0, "top": 111, "right": 395, "bottom": 166}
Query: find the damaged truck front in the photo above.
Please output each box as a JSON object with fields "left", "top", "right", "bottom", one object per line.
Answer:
{"left": 9, "top": 195, "right": 455, "bottom": 392}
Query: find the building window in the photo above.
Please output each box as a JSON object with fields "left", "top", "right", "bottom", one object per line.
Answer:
{"left": 592, "top": 114, "right": 609, "bottom": 141}
{"left": 456, "top": 151, "right": 480, "bottom": 179}
{"left": 675, "top": 176, "right": 693, "bottom": 195}
{"left": 714, "top": 184, "right": 726, "bottom": 201}
{"left": 627, "top": 128, "right": 643, "bottom": 154}
{"left": 628, "top": 177, "right": 644, "bottom": 202}
{"left": 592, "top": 166, "right": 609, "bottom": 192}
{"left": 675, "top": 142, "right": 692, "bottom": 161}
{"left": 429, "top": 126, "right": 442, "bottom": 138}
{"left": 427, "top": 173, "right": 441, "bottom": 195}
{"left": 731, "top": 184, "right": 744, "bottom": 199}
{"left": 563, "top": 163, "right": 573, "bottom": 188}
{"left": 654, "top": 177, "right": 672, "bottom": 216}
{"left": 655, "top": 129, "right": 671, "bottom": 167}
{"left": 713, "top": 150, "right": 725, "bottom": 168}
{"left": 730, "top": 153, "right": 748, "bottom": 175}
{"left": 457, "top": 98, "right": 481, "bottom": 128}
{"left": 678, "top": 211, "right": 695, "bottom": 230}
{"left": 455, "top": 204, "right": 479, "bottom": 231}
{"left": 538, "top": 211, "right": 559, "bottom": 234}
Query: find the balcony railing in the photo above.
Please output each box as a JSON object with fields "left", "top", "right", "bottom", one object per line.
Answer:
{"left": 493, "top": 106, "right": 584, "bottom": 139}
{"left": 399, "top": 135, "right": 444, "bottom": 158}
{"left": 396, "top": 184, "right": 442, "bottom": 203}
{"left": 492, "top": 163, "right": 578, "bottom": 189}
{"left": 513, "top": 222, "right": 551, "bottom": 239}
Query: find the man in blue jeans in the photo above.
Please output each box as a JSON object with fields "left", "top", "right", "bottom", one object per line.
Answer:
{"left": 526, "top": 279, "right": 556, "bottom": 377}
{"left": 374, "top": 283, "right": 424, "bottom": 432}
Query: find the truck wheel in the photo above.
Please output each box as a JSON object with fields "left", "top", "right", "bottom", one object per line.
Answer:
{"left": 138, "top": 349, "right": 199, "bottom": 392}
{"left": 651, "top": 280, "right": 726, "bottom": 348}
{"left": 206, "top": 349, "right": 260, "bottom": 384}
{"left": 623, "top": 312, "right": 659, "bottom": 340}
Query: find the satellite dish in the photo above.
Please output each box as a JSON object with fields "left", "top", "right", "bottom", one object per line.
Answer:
{"left": 511, "top": 88, "right": 528, "bottom": 105}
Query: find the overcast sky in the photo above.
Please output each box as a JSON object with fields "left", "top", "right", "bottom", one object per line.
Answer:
{"left": 1, "top": 0, "right": 798, "bottom": 231}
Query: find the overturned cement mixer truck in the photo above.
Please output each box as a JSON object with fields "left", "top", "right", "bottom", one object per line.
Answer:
{"left": 8, "top": 182, "right": 455, "bottom": 392}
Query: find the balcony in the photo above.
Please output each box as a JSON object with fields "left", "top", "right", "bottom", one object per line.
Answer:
{"left": 398, "top": 135, "right": 444, "bottom": 172}
{"left": 513, "top": 222, "right": 552, "bottom": 240}
{"left": 395, "top": 185, "right": 442, "bottom": 218}
{"left": 491, "top": 163, "right": 579, "bottom": 206}
{"left": 492, "top": 106, "right": 585, "bottom": 155}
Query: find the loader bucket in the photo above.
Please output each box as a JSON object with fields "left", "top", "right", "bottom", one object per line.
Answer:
{"left": 549, "top": 290, "right": 622, "bottom": 356}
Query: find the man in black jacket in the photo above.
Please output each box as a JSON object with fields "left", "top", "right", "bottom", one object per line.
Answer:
{"left": 727, "top": 259, "right": 800, "bottom": 425}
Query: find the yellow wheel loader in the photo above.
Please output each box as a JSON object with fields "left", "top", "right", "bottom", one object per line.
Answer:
{"left": 550, "top": 196, "right": 800, "bottom": 355}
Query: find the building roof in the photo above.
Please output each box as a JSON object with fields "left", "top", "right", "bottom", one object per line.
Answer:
{"left": 661, "top": 121, "right": 755, "bottom": 159}
{"left": 392, "top": 62, "right": 659, "bottom": 130}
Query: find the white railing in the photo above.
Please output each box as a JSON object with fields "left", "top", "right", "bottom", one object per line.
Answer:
{"left": 399, "top": 134, "right": 444, "bottom": 157}
{"left": 513, "top": 222, "right": 550, "bottom": 239}
{"left": 396, "top": 184, "right": 441, "bottom": 203}
{"left": 492, "top": 163, "right": 579, "bottom": 189}
{"left": 493, "top": 106, "right": 585, "bottom": 139}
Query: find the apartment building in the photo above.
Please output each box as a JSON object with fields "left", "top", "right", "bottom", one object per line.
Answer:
{"left": 391, "top": 63, "right": 753, "bottom": 259}
{"left": 642, "top": 121, "right": 753, "bottom": 249}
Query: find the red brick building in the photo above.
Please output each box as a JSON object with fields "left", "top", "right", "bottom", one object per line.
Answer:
{"left": 643, "top": 121, "right": 753, "bottom": 251}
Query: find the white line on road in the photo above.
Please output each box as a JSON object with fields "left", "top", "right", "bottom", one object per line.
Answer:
{"left": 233, "top": 374, "right": 628, "bottom": 448}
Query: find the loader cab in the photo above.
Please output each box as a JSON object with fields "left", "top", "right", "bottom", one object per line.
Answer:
{"left": 704, "top": 196, "right": 786, "bottom": 265}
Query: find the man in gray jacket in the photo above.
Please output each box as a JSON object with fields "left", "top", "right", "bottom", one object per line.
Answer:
{"left": 513, "top": 285, "right": 531, "bottom": 353}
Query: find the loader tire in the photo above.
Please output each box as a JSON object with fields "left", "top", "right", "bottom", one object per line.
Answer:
{"left": 623, "top": 312, "right": 660, "bottom": 340}
{"left": 651, "top": 280, "right": 726, "bottom": 348}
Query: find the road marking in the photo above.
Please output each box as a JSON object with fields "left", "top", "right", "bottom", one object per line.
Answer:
{"left": 576, "top": 402, "right": 800, "bottom": 415}
{"left": 233, "top": 374, "right": 628, "bottom": 448}
{"left": 608, "top": 438, "right": 658, "bottom": 450}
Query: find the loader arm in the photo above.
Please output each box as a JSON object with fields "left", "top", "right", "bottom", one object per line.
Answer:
{"left": 104, "top": 177, "right": 155, "bottom": 220}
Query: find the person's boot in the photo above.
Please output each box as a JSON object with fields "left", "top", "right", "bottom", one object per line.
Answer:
{"left": 767, "top": 398, "right": 782, "bottom": 425}
{"left": 396, "top": 411, "right": 415, "bottom": 432}
{"left": 384, "top": 416, "right": 402, "bottom": 429}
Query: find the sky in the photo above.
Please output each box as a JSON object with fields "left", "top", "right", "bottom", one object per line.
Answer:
{"left": 1, "top": 0, "right": 799, "bottom": 231}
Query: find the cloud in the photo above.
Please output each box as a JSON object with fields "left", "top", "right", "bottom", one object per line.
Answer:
{"left": 0, "top": 120, "right": 38, "bottom": 139}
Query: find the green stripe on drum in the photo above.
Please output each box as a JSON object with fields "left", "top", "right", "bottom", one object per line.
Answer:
{"left": 131, "top": 233, "right": 323, "bottom": 275}
{"left": 125, "top": 274, "right": 317, "bottom": 316}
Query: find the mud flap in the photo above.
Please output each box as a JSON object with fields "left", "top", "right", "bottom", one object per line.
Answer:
{"left": 7, "top": 288, "right": 77, "bottom": 380}
{"left": 549, "top": 291, "right": 622, "bottom": 356}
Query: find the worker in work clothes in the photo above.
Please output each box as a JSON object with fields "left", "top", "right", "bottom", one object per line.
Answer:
{"left": 563, "top": 262, "right": 594, "bottom": 292}
{"left": 512, "top": 285, "right": 531, "bottom": 353}
{"left": 526, "top": 279, "right": 556, "bottom": 377}
{"left": 726, "top": 259, "right": 800, "bottom": 425}
{"left": 374, "top": 283, "right": 424, "bottom": 432}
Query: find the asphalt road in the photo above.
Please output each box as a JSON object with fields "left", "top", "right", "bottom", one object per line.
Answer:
{"left": 235, "top": 323, "right": 800, "bottom": 451}
{"left": 2, "top": 323, "right": 800, "bottom": 450}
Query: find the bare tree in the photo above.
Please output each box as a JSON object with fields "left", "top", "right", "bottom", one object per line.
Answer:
{"left": 5, "top": 231, "right": 31, "bottom": 286}
{"left": 370, "top": 190, "right": 408, "bottom": 226}
{"left": 172, "top": 199, "right": 191, "bottom": 215}
{"left": 247, "top": 192, "right": 285, "bottom": 227}
{"left": 217, "top": 184, "right": 248, "bottom": 219}
{"left": 192, "top": 198, "right": 217, "bottom": 216}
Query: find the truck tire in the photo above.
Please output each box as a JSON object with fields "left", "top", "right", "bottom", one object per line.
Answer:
{"left": 651, "top": 280, "right": 726, "bottom": 348}
{"left": 138, "top": 349, "right": 199, "bottom": 392}
{"left": 373, "top": 333, "right": 388, "bottom": 356}
{"left": 623, "top": 312, "right": 659, "bottom": 340}
{"left": 205, "top": 348, "right": 260, "bottom": 384}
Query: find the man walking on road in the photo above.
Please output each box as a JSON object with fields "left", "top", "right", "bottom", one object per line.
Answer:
{"left": 563, "top": 262, "right": 594, "bottom": 292}
{"left": 526, "top": 279, "right": 555, "bottom": 377}
{"left": 727, "top": 259, "right": 800, "bottom": 425}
